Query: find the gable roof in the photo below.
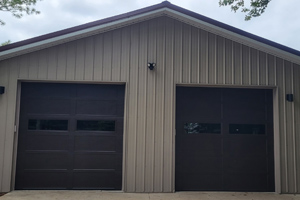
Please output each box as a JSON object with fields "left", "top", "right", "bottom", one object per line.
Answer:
{"left": 1, "top": 1, "right": 300, "bottom": 64}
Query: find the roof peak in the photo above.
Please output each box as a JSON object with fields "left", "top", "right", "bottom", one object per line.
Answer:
{"left": 161, "top": 1, "right": 171, "bottom": 5}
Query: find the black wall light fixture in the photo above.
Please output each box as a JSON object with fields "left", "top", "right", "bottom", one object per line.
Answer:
{"left": 286, "top": 94, "right": 294, "bottom": 102}
{"left": 0, "top": 86, "right": 5, "bottom": 94}
{"left": 148, "top": 63, "right": 156, "bottom": 70}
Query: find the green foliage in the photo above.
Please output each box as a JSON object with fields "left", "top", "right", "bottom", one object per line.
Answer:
{"left": 0, "top": 0, "right": 42, "bottom": 25}
{"left": 219, "top": 0, "right": 271, "bottom": 20}
{"left": 1, "top": 40, "right": 11, "bottom": 46}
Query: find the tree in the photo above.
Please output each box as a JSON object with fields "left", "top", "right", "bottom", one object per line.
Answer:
{"left": 0, "top": 0, "right": 42, "bottom": 26}
{"left": 219, "top": 0, "right": 271, "bottom": 21}
{"left": 1, "top": 40, "right": 11, "bottom": 46}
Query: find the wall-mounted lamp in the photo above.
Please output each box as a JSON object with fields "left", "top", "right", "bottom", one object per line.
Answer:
{"left": 148, "top": 63, "right": 156, "bottom": 70}
{"left": 0, "top": 86, "right": 5, "bottom": 95}
{"left": 286, "top": 94, "right": 293, "bottom": 102}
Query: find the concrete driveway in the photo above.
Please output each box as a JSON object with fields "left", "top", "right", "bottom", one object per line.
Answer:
{"left": 1, "top": 191, "right": 300, "bottom": 200}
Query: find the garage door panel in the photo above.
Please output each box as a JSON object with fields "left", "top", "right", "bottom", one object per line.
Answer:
{"left": 72, "top": 171, "right": 121, "bottom": 189}
{"left": 73, "top": 154, "right": 122, "bottom": 170}
{"left": 21, "top": 83, "right": 73, "bottom": 98}
{"left": 76, "top": 100, "right": 118, "bottom": 115}
{"left": 74, "top": 135, "right": 117, "bottom": 151}
{"left": 223, "top": 137, "right": 267, "bottom": 156}
{"left": 22, "top": 152, "right": 69, "bottom": 169}
{"left": 16, "top": 171, "right": 69, "bottom": 189}
{"left": 178, "top": 103, "right": 222, "bottom": 120}
{"left": 178, "top": 156, "right": 222, "bottom": 172}
{"left": 76, "top": 84, "right": 120, "bottom": 100}
{"left": 176, "top": 88, "right": 221, "bottom": 120}
{"left": 176, "top": 136, "right": 222, "bottom": 155}
{"left": 223, "top": 89, "right": 266, "bottom": 121}
{"left": 224, "top": 109, "right": 266, "bottom": 121}
{"left": 176, "top": 172, "right": 223, "bottom": 191}
{"left": 223, "top": 173, "right": 268, "bottom": 191}
{"left": 24, "top": 135, "right": 69, "bottom": 151}
{"left": 223, "top": 104, "right": 266, "bottom": 121}
{"left": 223, "top": 155, "right": 268, "bottom": 173}
{"left": 23, "top": 99, "right": 72, "bottom": 114}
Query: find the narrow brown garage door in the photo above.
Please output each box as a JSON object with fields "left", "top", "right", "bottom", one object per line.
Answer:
{"left": 16, "top": 83, "right": 125, "bottom": 190}
{"left": 175, "top": 87, "right": 274, "bottom": 192}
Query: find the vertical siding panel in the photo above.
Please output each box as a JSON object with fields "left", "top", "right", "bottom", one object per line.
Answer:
{"left": 276, "top": 58, "right": 288, "bottom": 193}
{"left": 120, "top": 27, "right": 130, "bottom": 82}
{"left": 65, "top": 42, "right": 76, "bottom": 81}
{"left": 294, "top": 64, "right": 300, "bottom": 193}
{"left": 126, "top": 24, "right": 139, "bottom": 192}
{"left": 208, "top": 33, "right": 216, "bottom": 84}
{"left": 93, "top": 34, "right": 103, "bottom": 80}
{"left": 112, "top": 29, "right": 122, "bottom": 81}
{"left": 233, "top": 42, "right": 241, "bottom": 84}
{"left": 75, "top": 39, "right": 85, "bottom": 80}
{"left": 84, "top": 37, "right": 94, "bottom": 81}
{"left": 154, "top": 17, "right": 165, "bottom": 192}
{"left": 259, "top": 51, "right": 267, "bottom": 85}
{"left": 182, "top": 23, "right": 191, "bottom": 83}
{"left": 164, "top": 17, "right": 174, "bottom": 192}
{"left": 57, "top": 44, "right": 67, "bottom": 80}
{"left": 47, "top": 47, "right": 58, "bottom": 80}
{"left": 285, "top": 61, "right": 296, "bottom": 193}
{"left": 225, "top": 39, "right": 233, "bottom": 84}
{"left": 135, "top": 22, "right": 148, "bottom": 192}
{"left": 2, "top": 61, "right": 18, "bottom": 192}
{"left": 267, "top": 55, "right": 276, "bottom": 85}
{"left": 199, "top": 29, "right": 208, "bottom": 84}
{"left": 103, "top": 32, "right": 113, "bottom": 81}
{"left": 216, "top": 36, "right": 224, "bottom": 84}
{"left": 173, "top": 20, "right": 182, "bottom": 83}
{"left": 242, "top": 45, "right": 250, "bottom": 85}
{"left": 250, "top": 48, "right": 258, "bottom": 85}
{"left": 38, "top": 49, "right": 48, "bottom": 80}
{"left": 145, "top": 19, "right": 156, "bottom": 192}
{"left": 18, "top": 55, "right": 29, "bottom": 79}
{"left": 190, "top": 27, "right": 199, "bottom": 83}
{"left": 0, "top": 63, "right": 9, "bottom": 192}
{"left": 28, "top": 53, "right": 38, "bottom": 79}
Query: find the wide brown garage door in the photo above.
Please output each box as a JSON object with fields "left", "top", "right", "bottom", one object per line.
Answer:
{"left": 175, "top": 87, "right": 274, "bottom": 191}
{"left": 16, "top": 82, "right": 125, "bottom": 190}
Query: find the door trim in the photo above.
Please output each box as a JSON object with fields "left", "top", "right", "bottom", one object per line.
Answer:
{"left": 173, "top": 84, "right": 280, "bottom": 193}
{"left": 12, "top": 80, "right": 127, "bottom": 191}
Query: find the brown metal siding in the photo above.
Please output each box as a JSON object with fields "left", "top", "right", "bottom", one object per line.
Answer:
{"left": 0, "top": 16, "right": 300, "bottom": 193}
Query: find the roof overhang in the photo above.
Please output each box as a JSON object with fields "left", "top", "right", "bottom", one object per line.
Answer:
{"left": 1, "top": 1, "right": 300, "bottom": 65}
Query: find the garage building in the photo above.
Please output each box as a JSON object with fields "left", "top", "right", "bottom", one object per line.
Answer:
{"left": 0, "top": 1, "right": 300, "bottom": 193}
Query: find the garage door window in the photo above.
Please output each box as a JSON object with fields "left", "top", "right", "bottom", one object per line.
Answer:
{"left": 76, "top": 120, "right": 115, "bottom": 131}
{"left": 184, "top": 123, "right": 221, "bottom": 134}
{"left": 28, "top": 119, "right": 68, "bottom": 131}
{"left": 229, "top": 124, "right": 265, "bottom": 135}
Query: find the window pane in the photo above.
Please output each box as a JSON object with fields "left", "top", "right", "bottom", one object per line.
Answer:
{"left": 184, "top": 123, "right": 221, "bottom": 134}
{"left": 28, "top": 119, "right": 68, "bottom": 131}
{"left": 77, "top": 120, "right": 115, "bottom": 131}
{"left": 229, "top": 124, "right": 265, "bottom": 134}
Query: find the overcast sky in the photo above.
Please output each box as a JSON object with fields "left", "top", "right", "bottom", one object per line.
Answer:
{"left": 1, "top": 0, "right": 300, "bottom": 51}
